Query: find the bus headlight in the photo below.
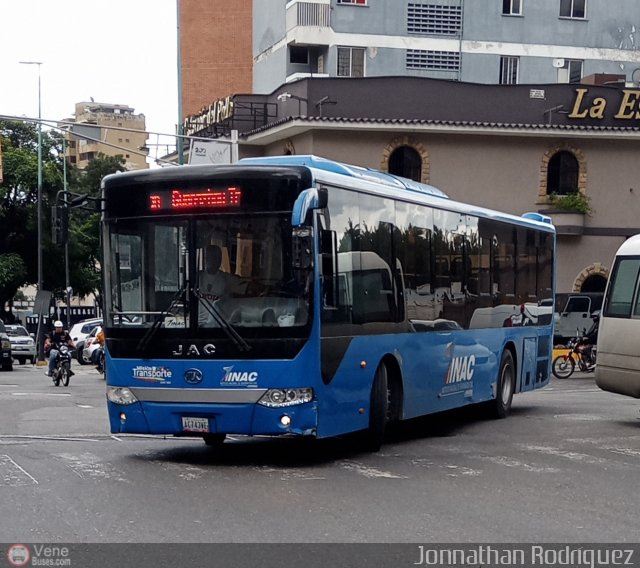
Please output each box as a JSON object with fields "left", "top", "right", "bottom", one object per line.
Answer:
{"left": 257, "top": 388, "right": 313, "bottom": 408}
{"left": 107, "top": 387, "right": 138, "bottom": 405}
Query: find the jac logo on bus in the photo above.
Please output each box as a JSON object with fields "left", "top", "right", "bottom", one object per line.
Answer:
{"left": 184, "top": 368, "right": 204, "bottom": 385}
{"left": 221, "top": 366, "right": 258, "bottom": 386}
{"left": 172, "top": 344, "right": 216, "bottom": 357}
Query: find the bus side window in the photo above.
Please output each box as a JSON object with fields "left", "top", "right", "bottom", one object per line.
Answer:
{"left": 606, "top": 259, "right": 640, "bottom": 317}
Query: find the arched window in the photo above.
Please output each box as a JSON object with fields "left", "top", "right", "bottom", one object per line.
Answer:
{"left": 547, "top": 150, "right": 579, "bottom": 195}
{"left": 388, "top": 146, "right": 422, "bottom": 182}
{"left": 580, "top": 274, "right": 607, "bottom": 293}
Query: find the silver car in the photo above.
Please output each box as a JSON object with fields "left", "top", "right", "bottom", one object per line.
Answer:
{"left": 6, "top": 324, "right": 36, "bottom": 365}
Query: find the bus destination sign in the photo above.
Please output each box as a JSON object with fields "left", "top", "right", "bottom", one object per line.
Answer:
{"left": 149, "top": 187, "right": 242, "bottom": 212}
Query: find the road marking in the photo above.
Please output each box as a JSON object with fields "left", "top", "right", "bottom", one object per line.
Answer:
{"left": 339, "top": 460, "right": 407, "bottom": 479}
{"left": 12, "top": 392, "right": 72, "bottom": 397}
{"left": 75, "top": 404, "right": 94, "bottom": 409}
{"left": 553, "top": 413, "right": 606, "bottom": 421}
{"left": 0, "top": 454, "right": 38, "bottom": 486}
{"left": 442, "top": 464, "right": 483, "bottom": 477}
{"left": 521, "top": 444, "right": 611, "bottom": 465}
{"left": 57, "top": 452, "right": 128, "bottom": 482}
{"left": 0, "top": 435, "right": 101, "bottom": 442}
{"left": 478, "top": 455, "right": 561, "bottom": 473}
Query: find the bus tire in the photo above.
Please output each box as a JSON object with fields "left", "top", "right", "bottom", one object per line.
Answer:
{"left": 364, "top": 363, "right": 388, "bottom": 452}
{"left": 490, "top": 350, "right": 515, "bottom": 419}
{"left": 203, "top": 433, "right": 226, "bottom": 447}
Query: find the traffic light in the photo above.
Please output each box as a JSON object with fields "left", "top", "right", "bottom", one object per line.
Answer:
{"left": 52, "top": 205, "right": 69, "bottom": 245}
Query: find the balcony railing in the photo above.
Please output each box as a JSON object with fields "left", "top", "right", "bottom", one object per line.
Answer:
{"left": 286, "top": 0, "right": 330, "bottom": 30}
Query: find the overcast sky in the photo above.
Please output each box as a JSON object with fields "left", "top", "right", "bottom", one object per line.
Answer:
{"left": 0, "top": 0, "right": 179, "bottom": 165}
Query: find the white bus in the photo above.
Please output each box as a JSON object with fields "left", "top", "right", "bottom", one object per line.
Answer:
{"left": 596, "top": 234, "right": 640, "bottom": 398}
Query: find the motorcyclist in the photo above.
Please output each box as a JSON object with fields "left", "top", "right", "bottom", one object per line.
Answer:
{"left": 44, "top": 320, "right": 75, "bottom": 378}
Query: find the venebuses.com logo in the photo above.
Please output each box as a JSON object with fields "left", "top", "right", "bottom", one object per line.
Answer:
{"left": 6, "top": 544, "right": 71, "bottom": 566}
{"left": 7, "top": 545, "right": 30, "bottom": 567}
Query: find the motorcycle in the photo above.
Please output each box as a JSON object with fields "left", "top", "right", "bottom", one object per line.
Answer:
{"left": 51, "top": 344, "right": 73, "bottom": 386}
{"left": 552, "top": 335, "right": 596, "bottom": 379}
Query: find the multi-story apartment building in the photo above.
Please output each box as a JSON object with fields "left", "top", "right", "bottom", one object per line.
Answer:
{"left": 253, "top": 0, "right": 640, "bottom": 93}
{"left": 64, "top": 102, "right": 149, "bottom": 171}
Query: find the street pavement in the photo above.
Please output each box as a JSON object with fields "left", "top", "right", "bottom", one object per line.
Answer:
{"left": 1, "top": 361, "right": 640, "bottom": 543}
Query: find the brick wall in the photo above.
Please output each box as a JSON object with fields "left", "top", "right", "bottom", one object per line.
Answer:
{"left": 179, "top": 0, "right": 253, "bottom": 119}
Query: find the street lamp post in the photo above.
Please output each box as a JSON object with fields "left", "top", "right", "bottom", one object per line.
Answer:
{"left": 20, "top": 61, "right": 44, "bottom": 362}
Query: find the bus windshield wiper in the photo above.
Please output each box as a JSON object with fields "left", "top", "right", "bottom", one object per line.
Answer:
{"left": 136, "top": 281, "right": 189, "bottom": 352}
{"left": 194, "top": 288, "right": 251, "bottom": 352}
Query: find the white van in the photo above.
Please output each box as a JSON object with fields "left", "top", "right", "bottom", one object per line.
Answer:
{"left": 595, "top": 235, "right": 640, "bottom": 398}
{"left": 553, "top": 293, "right": 602, "bottom": 343}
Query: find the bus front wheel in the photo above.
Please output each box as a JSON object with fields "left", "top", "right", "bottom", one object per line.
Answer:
{"left": 364, "top": 363, "right": 389, "bottom": 452}
{"left": 489, "top": 350, "right": 515, "bottom": 419}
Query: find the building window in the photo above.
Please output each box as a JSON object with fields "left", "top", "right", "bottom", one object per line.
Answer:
{"left": 389, "top": 146, "right": 422, "bottom": 182}
{"left": 290, "top": 46, "right": 309, "bottom": 65}
{"left": 406, "top": 50, "right": 460, "bottom": 71}
{"left": 337, "top": 47, "right": 365, "bottom": 77}
{"left": 407, "top": 3, "right": 462, "bottom": 35}
{"left": 557, "top": 59, "right": 583, "bottom": 83}
{"left": 560, "top": 0, "right": 586, "bottom": 18}
{"left": 337, "top": 0, "right": 367, "bottom": 4}
{"left": 547, "top": 151, "right": 579, "bottom": 195}
{"left": 499, "top": 56, "right": 519, "bottom": 84}
{"left": 502, "top": 0, "right": 522, "bottom": 15}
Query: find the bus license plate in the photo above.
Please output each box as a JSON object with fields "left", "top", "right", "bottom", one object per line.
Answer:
{"left": 181, "top": 417, "right": 209, "bottom": 433}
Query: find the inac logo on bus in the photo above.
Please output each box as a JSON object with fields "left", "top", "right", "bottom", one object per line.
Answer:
{"left": 221, "top": 366, "right": 258, "bottom": 386}
{"left": 445, "top": 355, "right": 476, "bottom": 384}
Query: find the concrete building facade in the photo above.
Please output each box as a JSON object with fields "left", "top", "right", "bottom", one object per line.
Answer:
{"left": 253, "top": 0, "right": 640, "bottom": 93}
{"left": 185, "top": 76, "right": 640, "bottom": 295}
{"left": 65, "top": 102, "right": 148, "bottom": 171}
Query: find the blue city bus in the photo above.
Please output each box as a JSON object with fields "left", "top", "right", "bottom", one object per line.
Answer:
{"left": 102, "top": 155, "right": 555, "bottom": 450}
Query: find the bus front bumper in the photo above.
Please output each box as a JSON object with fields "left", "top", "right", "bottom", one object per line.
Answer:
{"left": 107, "top": 399, "right": 319, "bottom": 438}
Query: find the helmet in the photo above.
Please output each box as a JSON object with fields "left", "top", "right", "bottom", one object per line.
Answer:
{"left": 54, "top": 320, "right": 64, "bottom": 328}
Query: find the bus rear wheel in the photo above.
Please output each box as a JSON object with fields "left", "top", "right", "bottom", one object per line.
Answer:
{"left": 364, "top": 363, "right": 389, "bottom": 452}
{"left": 489, "top": 350, "right": 515, "bottom": 419}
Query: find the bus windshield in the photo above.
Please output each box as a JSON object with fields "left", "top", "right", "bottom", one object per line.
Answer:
{"left": 104, "top": 213, "right": 311, "bottom": 333}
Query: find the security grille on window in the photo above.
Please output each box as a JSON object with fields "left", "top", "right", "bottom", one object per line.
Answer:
{"left": 407, "top": 3, "right": 462, "bottom": 35}
{"left": 560, "top": 0, "right": 586, "bottom": 18}
{"left": 502, "top": 0, "right": 522, "bottom": 15}
{"left": 406, "top": 50, "right": 460, "bottom": 71}
{"left": 337, "top": 47, "right": 365, "bottom": 77}
{"left": 499, "top": 56, "right": 519, "bottom": 84}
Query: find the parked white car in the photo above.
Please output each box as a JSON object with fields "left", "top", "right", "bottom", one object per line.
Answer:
{"left": 6, "top": 324, "right": 36, "bottom": 365}
{"left": 70, "top": 318, "right": 102, "bottom": 365}
{"left": 69, "top": 318, "right": 102, "bottom": 344}
{"left": 82, "top": 326, "right": 102, "bottom": 364}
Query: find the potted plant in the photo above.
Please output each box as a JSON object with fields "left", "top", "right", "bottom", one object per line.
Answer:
{"left": 547, "top": 191, "right": 592, "bottom": 215}
{"left": 541, "top": 192, "right": 592, "bottom": 235}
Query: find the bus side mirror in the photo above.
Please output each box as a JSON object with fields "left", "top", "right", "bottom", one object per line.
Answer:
{"left": 291, "top": 187, "right": 328, "bottom": 227}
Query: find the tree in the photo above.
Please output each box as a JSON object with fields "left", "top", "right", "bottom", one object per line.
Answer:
{"left": 0, "top": 120, "right": 127, "bottom": 312}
